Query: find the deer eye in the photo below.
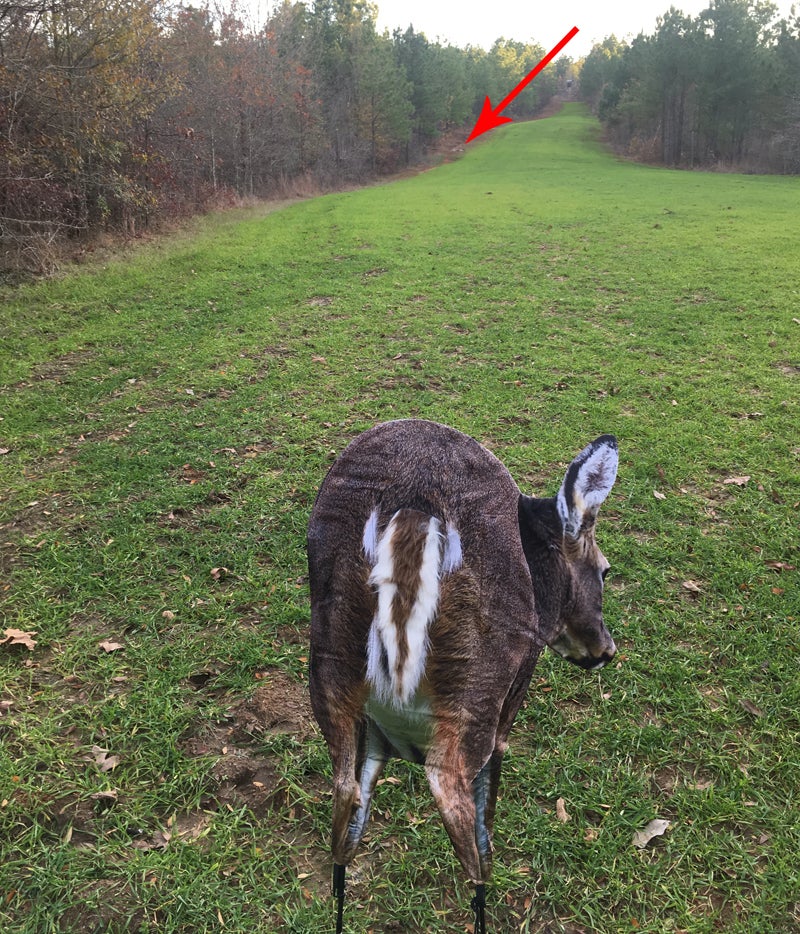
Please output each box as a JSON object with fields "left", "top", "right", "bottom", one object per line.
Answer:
{"left": 601, "top": 567, "right": 611, "bottom": 583}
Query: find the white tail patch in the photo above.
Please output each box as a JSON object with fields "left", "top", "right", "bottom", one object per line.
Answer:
{"left": 362, "top": 508, "right": 380, "bottom": 563}
{"left": 442, "top": 521, "right": 463, "bottom": 574}
{"left": 364, "top": 510, "right": 461, "bottom": 706}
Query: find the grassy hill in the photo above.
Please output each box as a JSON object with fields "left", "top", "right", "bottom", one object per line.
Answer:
{"left": 1, "top": 103, "right": 798, "bottom": 932}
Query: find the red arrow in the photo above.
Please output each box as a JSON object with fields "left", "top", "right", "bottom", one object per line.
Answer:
{"left": 466, "top": 27, "right": 579, "bottom": 143}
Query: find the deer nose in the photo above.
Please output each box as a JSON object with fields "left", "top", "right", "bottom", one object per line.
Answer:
{"left": 594, "top": 639, "right": 617, "bottom": 669}
{"left": 578, "top": 638, "right": 616, "bottom": 670}
{"left": 576, "top": 654, "right": 612, "bottom": 671}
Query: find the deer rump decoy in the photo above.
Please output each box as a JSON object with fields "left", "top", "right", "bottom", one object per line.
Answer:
{"left": 307, "top": 419, "right": 619, "bottom": 932}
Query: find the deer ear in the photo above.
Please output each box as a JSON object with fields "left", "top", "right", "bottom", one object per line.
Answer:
{"left": 556, "top": 435, "right": 618, "bottom": 539}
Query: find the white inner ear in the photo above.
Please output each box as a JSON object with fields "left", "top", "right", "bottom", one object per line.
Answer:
{"left": 557, "top": 440, "right": 618, "bottom": 538}
{"left": 575, "top": 444, "right": 618, "bottom": 511}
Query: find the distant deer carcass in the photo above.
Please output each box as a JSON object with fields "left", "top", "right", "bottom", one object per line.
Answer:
{"left": 307, "top": 419, "right": 619, "bottom": 932}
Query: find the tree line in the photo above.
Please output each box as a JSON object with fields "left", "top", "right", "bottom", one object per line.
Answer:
{"left": 580, "top": 0, "right": 800, "bottom": 171}
{"left": 0, "top": 0, "right": 565, "bottom": 275}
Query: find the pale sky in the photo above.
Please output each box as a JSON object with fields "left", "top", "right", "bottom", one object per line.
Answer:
{"left": 373, "top": 0, "right": 798, "bottom": 57}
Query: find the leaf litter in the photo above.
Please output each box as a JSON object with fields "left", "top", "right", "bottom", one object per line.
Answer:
{"left": 1, "top": 628, "right": 37, "bottom": 650}
{"left": 98, "top": 639, "right": 124, "bottom": 653}
{"left": 90, "top": 745, "right": 121, "bottom": 773}
{"left": 633, "top": 818, "right": 671, "bottom": 849}
{"left": 555, "top": 798, "right": 571, "bottom": 823}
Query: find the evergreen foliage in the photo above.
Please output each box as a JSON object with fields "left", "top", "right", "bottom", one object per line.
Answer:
{"left": 580, "top": 0, "right": 800, "bottom": 172}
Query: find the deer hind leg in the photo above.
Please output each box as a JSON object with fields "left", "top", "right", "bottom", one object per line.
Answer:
{"left": 425, "top": 753, "right": 486, "bottom": 884}
{"left": 342, "top": 717, "right": 390, "bottom": 859}
{"left": 427, "top": 749, "right": 495, "bottom": 932}
{"left": 472, "top": 754, "right": 500, "bottom": 881}
{"left": 473, "top": 745, "right": 511, "bottom": 934}
{"left": 426, "top": 747, "right": 501, "bottom": 934}
{"left": 328, "top": 715, "right": 390, "bottom": 933}
{"left": 331, "top": 714, "right": 390, "bottom": 865}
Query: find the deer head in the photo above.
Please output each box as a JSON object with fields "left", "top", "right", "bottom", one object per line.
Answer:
{"left": 518, "top": 435, "right": 618, "bottom": 670}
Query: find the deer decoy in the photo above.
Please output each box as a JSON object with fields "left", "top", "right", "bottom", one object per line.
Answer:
{"left": 307, "top": 419, "right": 619, "bottom": 932}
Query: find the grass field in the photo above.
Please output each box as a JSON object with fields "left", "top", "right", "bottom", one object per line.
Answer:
{"left": 1, "top": 103, "right": 798, "bottom": 933}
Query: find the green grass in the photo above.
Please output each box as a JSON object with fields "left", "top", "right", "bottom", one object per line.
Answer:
{"left": 1, "top": 103, "right": 798, "bottom": 932}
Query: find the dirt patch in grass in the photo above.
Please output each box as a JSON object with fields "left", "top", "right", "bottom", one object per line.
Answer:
{"left": 230, "top": 671, "right": 313, "bottom": 740}
{"left": 0, "top": 491, "right": 78, "bottom": 540}
{"left": 15, "top": 670, "right": 318, "bottom": 858}
{"left": 15, "top": 350, "right": 97, "bottom": 386}
{"left": 181, "top": 670, "right": 316, "bottom": 821}
{"left": 211, "top": 750, "right": 286, "bottom": 817}
{"left": 57, "top": 879, "right": 147, "bottom": 932}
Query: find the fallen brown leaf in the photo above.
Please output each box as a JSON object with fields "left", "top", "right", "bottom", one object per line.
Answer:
{"left": 129, "top": 829, "right": 170, "bottom": 852}
{"left": 1, "top": 628, "right": 37, "bottom": 650}
{"left": 555, "top": 798, "right": 571, "bottom": 823}
{"left": 90, "top": 789, "right": 119, "bottom": 803}
{"left": 91, "top": 745, "right": 121, "bottom": 772}
{"left": 682, "top": 580, "right": 703, "bottom": 594}
{"left": 723, "top": 476, "right": 750, "bottom": 486}
{"left": 739, "top": 698, "right": 763, "bottom": 717}
{"left": 98, "top": 640, "right": 124, "bottom": 653}
{"left": 632, "top": 818, "right": 670, "bottom": 849}
{"left": 765, "top": 560, "right": 795, "bottom": 572}
{"left": 180, "top": 464, "right": 205, "bottom": 483}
